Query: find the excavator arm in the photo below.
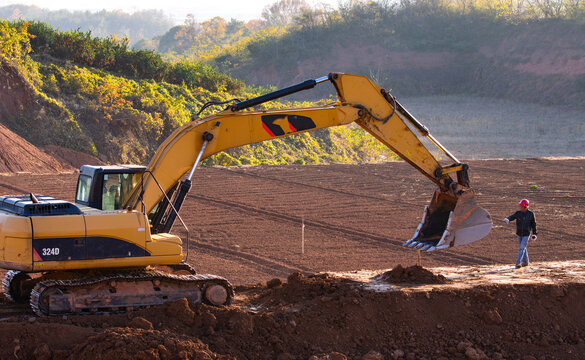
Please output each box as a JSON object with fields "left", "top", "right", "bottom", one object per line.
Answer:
{"left": 126, "top": 73, "right": 492, "bottom": 251}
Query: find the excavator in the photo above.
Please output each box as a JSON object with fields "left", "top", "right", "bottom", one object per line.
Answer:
{"left": 0, "top": 73, "right": 492, "bottom": 315}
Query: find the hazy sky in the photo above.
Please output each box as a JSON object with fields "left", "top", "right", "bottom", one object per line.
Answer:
{"left": 0, "top": 0, "right": 338, "bottom": 23}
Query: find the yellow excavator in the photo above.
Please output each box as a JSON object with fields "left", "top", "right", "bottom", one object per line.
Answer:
{"left": 0, "top": 73, "right": 492, "bottom": 315}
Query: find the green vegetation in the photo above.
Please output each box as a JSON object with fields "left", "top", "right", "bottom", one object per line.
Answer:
{"left": 186, "top": 0, "right": 585, "bottom": 106}
{"left": 0, "top": 21, "right": 36, "bottom": 78}
{"left": 5, "top": 0, "right": 582, "bottom": 165}
{"left": 0, "top": 20, "right": 397, "bottom": 166}
{"left": 22, "top": 21, "right": 243, "bottom": 93}
{"left": 1, "top": 21, "right": 94, "bottom": 153}
{"left": 207, "top": 0, "right": 585, "bottom": 72}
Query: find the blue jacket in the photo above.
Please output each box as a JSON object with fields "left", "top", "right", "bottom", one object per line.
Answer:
{"left": 506, "top": 210, "right": 537, "bottom": 237}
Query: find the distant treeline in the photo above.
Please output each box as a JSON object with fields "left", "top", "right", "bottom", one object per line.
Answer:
{"left": 152, "top": 0, "right": 585, "bottom": 59}
{"left": 193, "top": 0, "right": 585, "bottom": 107}
{"left": 0, "top": 5, "right": 173, "bottom": 44}
{"left": 209, "top": 0, "right": 585, "bottom": 64}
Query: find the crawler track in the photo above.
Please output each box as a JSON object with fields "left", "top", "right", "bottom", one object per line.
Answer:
{"left": 29, "top": 270, "right": 233, "bottom": 316}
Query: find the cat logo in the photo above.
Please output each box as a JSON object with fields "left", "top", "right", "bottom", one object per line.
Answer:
{"left": 261, "top": 114, "right": 317, "bottom": 137}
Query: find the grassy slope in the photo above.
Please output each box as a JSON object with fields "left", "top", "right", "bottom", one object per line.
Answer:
{"left": 0, "top": 21, "right": 398, "bottom": 166}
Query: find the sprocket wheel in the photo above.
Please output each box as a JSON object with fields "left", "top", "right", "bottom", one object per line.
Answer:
{"left": 2, "top": 270, "right": 32, "bottom": 303}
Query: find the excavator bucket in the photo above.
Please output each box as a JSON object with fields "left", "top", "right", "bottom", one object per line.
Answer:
{"left": 404, "top": 190, "right": 492, "bottom": 251}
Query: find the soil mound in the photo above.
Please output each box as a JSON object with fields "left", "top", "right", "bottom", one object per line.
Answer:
{"left": 42, "top": 144, "right": 104, "bottom": 169}
{"left": 0, "top": 122, "right": 72, "bottom": 174}
{"left": 1, "top": 274, "right": 585, "bottom": 360}
{"left": 255, "top": 272, "right": 359, "bottom": 306}
{"left": 377, "top": 264, "right": 449, "bottom": 284}
{"left": 69, "top": 327, "right": 230, "bottom": 360}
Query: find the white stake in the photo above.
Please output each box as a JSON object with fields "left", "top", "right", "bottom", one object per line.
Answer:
{"left": 301, "top": 216, "right": 305, "bottom": 254}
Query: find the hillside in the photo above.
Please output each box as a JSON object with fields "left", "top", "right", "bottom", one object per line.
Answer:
{"left": 208, "top": 2, "right": 585, "bottom": 108}
{"left": 0, "top": 21, "right": 398, "bottom": 166}
{"left": 0, "top": 122, "right": 71, "bottom": 174}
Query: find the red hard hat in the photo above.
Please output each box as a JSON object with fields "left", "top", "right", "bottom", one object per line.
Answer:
{"left": 519, "top": 199, "right": 530, "bottom": 207}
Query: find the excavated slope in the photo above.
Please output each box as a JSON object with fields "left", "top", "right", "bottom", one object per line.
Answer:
{"left": 0, "top": 122, "right": 72, "bottom": 174}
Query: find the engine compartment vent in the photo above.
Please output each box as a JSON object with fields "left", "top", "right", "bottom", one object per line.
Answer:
{"left": 0, "top": 194, "right": 83, "bottom": 216}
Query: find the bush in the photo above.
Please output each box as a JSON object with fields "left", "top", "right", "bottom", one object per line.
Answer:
{"left": 18, "top": 21, "right": 243, "bottom": 94}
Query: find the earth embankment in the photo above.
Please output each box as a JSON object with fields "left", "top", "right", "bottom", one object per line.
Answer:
{"left": 0, "top": 122, "right": 72, "bottom": 174}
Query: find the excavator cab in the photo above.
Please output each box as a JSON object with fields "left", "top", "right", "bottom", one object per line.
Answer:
{"left": 75, "top": 165, "right": 146, "bottom": 210}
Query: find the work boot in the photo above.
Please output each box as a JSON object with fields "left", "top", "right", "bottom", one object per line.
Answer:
{"left": 515, "top": 264, "right": 521, "bottom": 269}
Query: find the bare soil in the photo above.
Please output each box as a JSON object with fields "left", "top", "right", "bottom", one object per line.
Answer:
{"left": 0, "top": 123, "right": 72, "bottom": 174}
{"left": 42, "top": 145, "right": 104, "bottom": 170}
{"left": 0, "top": 158, "right": 584, "bottom": 359}
{"left": 376, "top": 265, "right": 449, "bottom": 284}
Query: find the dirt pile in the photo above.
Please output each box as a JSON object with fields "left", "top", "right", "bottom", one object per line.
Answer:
{"left": 69, "top": 327, "right": 232, "bottom": 360}
{"left": 2, "top": 272, "right": 585, "bottom": 360}
{"left": 42, "top": 145, "right": 104, "bottom": 169}
{"left": 0, "top": 122, "right": 73, "bottom": 174}
{"left": 377, "top": 265, "right": 449, "bottom": 284}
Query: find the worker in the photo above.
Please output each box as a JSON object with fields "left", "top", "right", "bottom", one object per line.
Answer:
{"left": 504, "top": 199, "right": 537, "bottom": 268}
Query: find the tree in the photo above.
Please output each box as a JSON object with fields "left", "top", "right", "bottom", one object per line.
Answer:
{"left": 261, "top": 0, "right": 312, "bottom": 27}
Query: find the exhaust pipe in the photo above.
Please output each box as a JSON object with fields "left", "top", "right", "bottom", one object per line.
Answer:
{"left": 405, "top": 189, "right": 492, "bottom": 251}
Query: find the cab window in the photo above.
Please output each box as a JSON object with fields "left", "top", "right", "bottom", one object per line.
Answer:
{"left": 102, "top": 173, "right": 141, "bottom": 210}
{"left": 76, "top": 175, "right": 92, "bottom": 203}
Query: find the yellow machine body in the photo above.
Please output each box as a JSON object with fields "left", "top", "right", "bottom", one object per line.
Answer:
{"left": 0, "top": 209, "right": 183, "bottom": 272}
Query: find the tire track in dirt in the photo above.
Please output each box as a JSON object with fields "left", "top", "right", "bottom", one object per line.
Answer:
{"left": 187, "top": 237, "right": 312, "bottom": 276}
{"left": 470, "top": 165, "right": 526, "bottom": 177}
{"left": 0, "top": 182, "right": 28, "bottom": 194}
{"left": 221, "top": 167, "right": 425, "bottom": 208}
{"left": 190, "top": 193, "right": 496, "bottom": 265}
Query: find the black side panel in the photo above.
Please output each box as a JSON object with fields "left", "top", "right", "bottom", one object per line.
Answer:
{"left": 32, "top": 238, "right": 85, "bottom": 261}
{"left": 86, "top": 237, "right": 148, "bottom": 259}
{"left": 32, "top": 237, "right": 149, "bottom": 261}
{"left": 162, "top": 179, "right": 192, "bottom": 233}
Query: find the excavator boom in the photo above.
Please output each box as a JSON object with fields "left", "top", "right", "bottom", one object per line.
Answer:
{"left": 126, "top": 73, "right": 492, "bottom": 250}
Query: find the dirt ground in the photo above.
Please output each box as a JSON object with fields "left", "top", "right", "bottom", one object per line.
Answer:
{"left": 0, "top": 158, "right": 584, "bottom": 359}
